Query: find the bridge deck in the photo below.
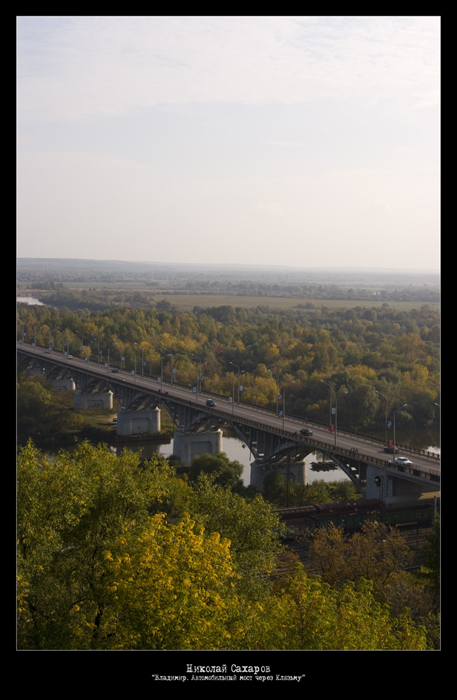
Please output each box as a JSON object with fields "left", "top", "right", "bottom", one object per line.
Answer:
{"left": 17, "top": 343, "right": 440, "bottom": 484}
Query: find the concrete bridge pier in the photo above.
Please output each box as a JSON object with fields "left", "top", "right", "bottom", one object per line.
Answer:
{"left": 74, "top": 389, "right": 114, "bottom": 410}
{"left": 116, "top": 406, "right": 161, "bottom": 436}
{"left": 365, "top": 464, "right": 395, "bottom": 502}
{"left": 250, "top": 459, "right": 306, "bottom": 492}
{"left": 50, "top": 377, "right": 76, "bottom": 390}
{"left": 172, "top": 429, "right": 223, "bottom": 465}
{"left": 24, "top": 366, "right": 44, "bottom": 377}
{"left": 365, "top": 463, "right": 439, "bottom": 506}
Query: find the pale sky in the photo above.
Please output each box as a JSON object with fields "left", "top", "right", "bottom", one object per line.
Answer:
{"left": 17, "top": 16, "right": 440, "bottom": 270}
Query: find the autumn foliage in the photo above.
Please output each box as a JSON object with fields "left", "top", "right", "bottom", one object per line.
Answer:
{"left": 17, "top": 441, "right": 430, "bottom": 650}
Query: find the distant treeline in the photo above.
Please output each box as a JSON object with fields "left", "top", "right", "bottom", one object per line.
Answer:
{"left": 20, "top": 283, "right": 439, "bottom": 311}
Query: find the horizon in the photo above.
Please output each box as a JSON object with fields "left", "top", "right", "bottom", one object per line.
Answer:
{"left": 17, "top": 256, "right": 440, "bottom": 275}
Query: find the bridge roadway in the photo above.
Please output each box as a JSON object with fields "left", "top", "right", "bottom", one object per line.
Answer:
{"left": 17, "top": 342, "right": 440, "bottom": 483}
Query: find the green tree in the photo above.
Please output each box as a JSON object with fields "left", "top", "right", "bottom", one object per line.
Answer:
{"left": 188, "top": 474, "right": 285, "bottom": 599}
{"left": 422, "top": 514, "right": 440, "bottom": 598}
{"left": 189, "top": 452, "right": 243, "bottom": 490}
{"left": 278, "top": 564, "right": 427, "bottom": 650}
{"left": 306, "top": 521, "right": 413, "bottom": 598}
{"left": 17, "top": 441, "right": 178, "bottom": 649}
{"left": 262, "top": 471, "right": 288, "bottom": 507}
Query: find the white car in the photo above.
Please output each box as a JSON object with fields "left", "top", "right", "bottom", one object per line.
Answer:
{"left": 395, "top": 456, "right": 412, "bottom": 467}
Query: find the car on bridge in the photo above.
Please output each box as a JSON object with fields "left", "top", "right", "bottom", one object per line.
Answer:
{"left": 206, "top": 399, "right": 216, "bottom": 407}
{"left": 300, "top": 427, "right": 313, "bottom": 436}
{"left": 395, "top": 456, "right": 413, "bottom": 467}
{"left": 384, "top": 446, "right": 400, "bottom": 453}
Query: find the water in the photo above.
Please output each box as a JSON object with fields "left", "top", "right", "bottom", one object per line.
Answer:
{"left": 113, "top": 435, "right": 348, "bottom": 486}
{"left": 17, "top": 296, "right": 45, "bottom": 306}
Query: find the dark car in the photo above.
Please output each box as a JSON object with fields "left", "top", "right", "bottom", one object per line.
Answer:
{"left": 300, "top": 427, "right": 313, "bottom": 436}
{"left": 111, "top": 369, "right": 119, "bottom": 373}
{"left": 383, "top": 446, "right": 399, "bottom": 453}
{"left": 206, "top": 399, "right": 216, "bottom": 407}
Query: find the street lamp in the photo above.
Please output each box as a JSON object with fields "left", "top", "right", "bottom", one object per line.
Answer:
{"left": 91, "top": 335, "right": 100, "bottom": 364}
{"left": 268, "top": 368, "right": 279, "bottom": 416}
{"left": 282, "top": 380, "right": 295, "bottom": 431}
{"left": 192, "top": 355, "right": 207, "bottom": 403}
{"left": 229, "top": 361, "right": 244, "bottom": 404}
{"left": 334, "top": 391, "right": 348, "bottom": 446}
{"left": 161, "top": 353, "right": 172, "bottom": 392}
{"left": 320, "top": 379, "right": 333, "bottom": 429}
{"left": 393, "top": 404, "right": 407, "bottom": 459}
{"left": 169, "top": 351, "right": 175, "bottom": 383}
{"left": 375, "top": 390, "right": 389, "bottom": 445}
{"left": 162, "top": 348, "right": 175, "bottom": 383}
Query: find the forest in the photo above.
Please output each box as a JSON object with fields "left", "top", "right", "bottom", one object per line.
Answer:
{"left": 17, "top": 294, "right": 440, "bottom": 437}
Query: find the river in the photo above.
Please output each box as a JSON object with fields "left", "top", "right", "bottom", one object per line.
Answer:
{"left": 106, "top": 421, "right": 440, "bottom": 486}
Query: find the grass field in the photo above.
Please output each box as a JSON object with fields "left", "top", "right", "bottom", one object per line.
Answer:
{"left": 18, "top": 284, "right": 440, "bottom": 313}
{"left": 142, "top": 294, "right": 440, "bottom": 313}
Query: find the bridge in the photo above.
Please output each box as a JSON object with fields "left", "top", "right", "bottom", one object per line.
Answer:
{"left": 17, "top": 342, "right": 440, "bottom": 505}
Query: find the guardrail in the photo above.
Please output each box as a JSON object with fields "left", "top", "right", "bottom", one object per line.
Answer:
{"left": 17, "top": 343, "right": 440, "bottom": 463}
{"left": 203, "top": 406, "right": 440, "bottom": 482}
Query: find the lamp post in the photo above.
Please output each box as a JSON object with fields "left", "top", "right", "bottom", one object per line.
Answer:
{"left": 160, "top": 354, "right": 171, "bottom": 392}
{"left": 334, "top": 391, "right": 348, "bottom": 446}
{"left": 192, "top": 355, "right": 207, "bottom": 403}
{"left": 169, "top": 352, "right": 175, "bottom": 383}
{"left": 320, "top": 379, "right": 333, "bottom": 429}
{"left": 282, "top": 380, "right": 295, "bottom": 431}
{"left": 375, "top": 390, "right": 389, "bottom": 445}
{"left": 229, "top": 361, "right": 244, "bottom": 404}
{"left": 268, "top": 369, "right": 279, "bottom": 416}
{"left": 92, "top": 336, "right": 100, "bottom": 364}
{"left": 162, "top": 348, "right": 175, "bottom": 383}
{"left": 393, "top": 404, "right": 407, "bottom": 458}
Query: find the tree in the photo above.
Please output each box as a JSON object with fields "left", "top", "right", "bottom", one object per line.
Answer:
{"left": 188, "top": 452, "right": 243, "bottom": 490}
{"left": 305, "top": 520, "right": 413, "bottom": 599}
{"left": 422, "top": 514, "right": 440, "bottom": 598}
{"left": 17, "top": 440, "right": 181, "bottom": 648}
{"left": 16, "top": 441, "right": 279, "bottom": 649}
{"left": 277, "top": 564, "right": 427, "bottom": 650}
{"left": 262, "top": 471, "right": 288, "bottom": 507}
{"left": 188, "top": 474, "right": 285, "bottom": 599}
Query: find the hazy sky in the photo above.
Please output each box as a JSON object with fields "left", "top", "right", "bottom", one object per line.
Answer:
{"left": 17, "top": 16, "right": 440, "bottom": 270}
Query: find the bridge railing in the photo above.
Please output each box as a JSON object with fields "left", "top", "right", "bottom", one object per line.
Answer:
{"left": 18, "top": 344, "right": 440, "bottom": 464}
{"left": 203, "top": 406, "right": 440, "bottom": 482}
{"left": 160, "top": 375, "right": 441, "bottom": 462}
